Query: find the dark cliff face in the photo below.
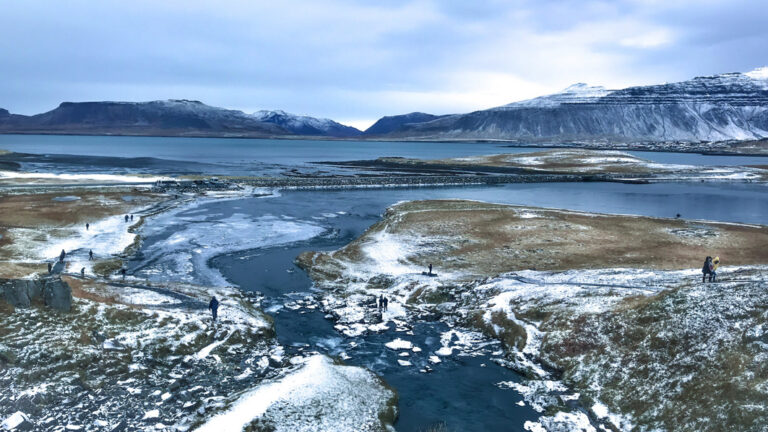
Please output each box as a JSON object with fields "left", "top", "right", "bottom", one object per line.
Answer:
{"left": 363, "top": 112, "right": 448, "bottom": 135}
{"left": 381, "top": 70, "right": 768, "bottom": 142}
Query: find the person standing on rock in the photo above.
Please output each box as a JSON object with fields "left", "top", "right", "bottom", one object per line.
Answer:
{"left": 121, "top": 268, "right": 126, "bottom": 279}
{"left": 428, "top": 264, "right": 433, "bottom": 275}
{"left": 209, "top": 296, "right": 220, "bottom": 322}
{"left": 47, "top": 262, "right": 52, "bottom": 274}
{"left": 59, "top": 249, "right": 66, "bottom": 262}
{"left": 89, "top": 249, "right": 94, "bottom": 261}
{"left": 81, "top": 267, "right": 85, "bottom": 277}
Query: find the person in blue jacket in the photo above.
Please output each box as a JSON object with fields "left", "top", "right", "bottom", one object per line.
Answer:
{"left": 209, "top": 296, "right": 220, "bottom": 322}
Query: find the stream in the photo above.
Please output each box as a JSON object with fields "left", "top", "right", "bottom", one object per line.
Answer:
{"left": 127, "top": 180, "right": 768, "bottom": 431}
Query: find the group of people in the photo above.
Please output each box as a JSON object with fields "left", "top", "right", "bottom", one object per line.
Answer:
{"left": 702, "top": 256, "right": 720, "bottom": 283}
{"left": 378, "top": 294, "right": 389, "bottom": 311}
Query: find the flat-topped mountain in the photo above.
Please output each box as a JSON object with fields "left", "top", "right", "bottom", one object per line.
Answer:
{"left": 369, "top": 68, "right": 768, "bottom": 142}
{"left": 0, "top": 100, "right": 361, "bottom": 138}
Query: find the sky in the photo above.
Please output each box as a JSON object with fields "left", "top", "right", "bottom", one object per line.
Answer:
{"left": 1, "top": 0, "right": 767, "bottom": 130}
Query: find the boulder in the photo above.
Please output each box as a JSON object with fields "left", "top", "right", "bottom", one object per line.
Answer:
{"left": 0, "top": 277, "right": 72, "bottom": 312}
{"left": 1, "top": 411, "right": 33, "bottom": 431}
{"left": 43, "top": 278, "right": 72, "bottom": 312}
{"left": 1, "top": 280, "right": 32, "bottom": 307}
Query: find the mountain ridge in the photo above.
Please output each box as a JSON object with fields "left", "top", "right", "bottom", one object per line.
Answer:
{"left": 374, "top": 67, "right": 768, "bottom": 142}
{"left": 2, "top": 67, "right": 768, "bottom": 142}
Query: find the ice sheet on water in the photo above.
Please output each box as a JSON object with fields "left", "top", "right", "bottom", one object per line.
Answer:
{"left": 138, "top": 208, "right": 324, "bottom": 286}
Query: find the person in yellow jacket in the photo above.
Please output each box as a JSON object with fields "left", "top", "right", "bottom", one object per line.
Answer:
{"left": 711, "top": 256, "right": 720, "bottom": 282}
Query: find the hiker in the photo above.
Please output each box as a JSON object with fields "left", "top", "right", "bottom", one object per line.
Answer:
{"left": 711, "top": 256, "right": 720, "bottom": 282}
{"left": 130, "top": 214, "right": 134, "bottom": 221}
{"left": 378, "top": 294, "right": 384, "bottom": 311}
{"left": 676, "top": 213, "right": 681, "bottom": 219}
{"left": 59, "top": 249, "right": 66, "bottom": 262}
{"left": 380, "top": 295, "right": 388, "bottom": 312}
{"left": 89, "top": 249, "right": 94, "bottom": 261}
{"left": 209, "top": 296, "right": 220, "bottom": 322}
{"left": 86, "top": 223, "right": 90, "bottom": 230}
{"left": 428, "top": 264, "right": 433, "bottom": 275}
{"left": 702, "top": 256, "right": 713, "bottom": 283}
{"left": 47, "top": 262, "right": 52, "bottom": 274}
{"left": 80, "top": 267, "right": 85, "bottom": 277}
{"left": 121, "top": 268, "right": 126, "bottom": 279}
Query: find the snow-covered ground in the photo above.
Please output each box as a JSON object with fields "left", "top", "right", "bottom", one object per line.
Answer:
{"left": 195, "top": 355, "right": 395, "bottom": 432}
{"left": 0, "top": 170, "right": 170, "bottom": 183}
{"left": 299, "top": 200, "right": 768, "bottom": 431}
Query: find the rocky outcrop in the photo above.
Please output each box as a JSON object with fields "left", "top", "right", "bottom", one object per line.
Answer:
{"left": 0, "top": 277, "right": 72, "bottom": 312}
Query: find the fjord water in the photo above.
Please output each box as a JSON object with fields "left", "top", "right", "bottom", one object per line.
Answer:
{"left": 1, "top": 134, "right": 767, "bottom": 177}
{"left": 128, "top": 182, "right": 768, "bottom": 431}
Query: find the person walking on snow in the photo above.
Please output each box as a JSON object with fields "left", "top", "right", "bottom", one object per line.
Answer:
{"left": 209, "top": 296, "right": 220, "bottom": 322}
{"left": 89, "top": 249, "right": 94, "bottom": 261}
{"left": 59, "top": 249, "right": 66, "bottom": 263}
{"left": 86, "top": 223, "right": 89, "bottom": 230}
{"left": 124, "top": 215, "right": 129, "bottom": 223}
{"left": 711, "top": 256, "right": 720, "bottom": 282}
{"left": 702, "top": 256, "right": 713, "bottom": 283}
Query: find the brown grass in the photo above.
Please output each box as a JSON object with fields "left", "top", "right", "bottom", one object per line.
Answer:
{"left": 0, "top": 189, "right": 158, "bottom": 228}
{"left": 63, "top": 276, "right": 120, "bottom": 305}
{"left": 92, "top": 259, "right": 123, "bottom": 278}
{"left": 352, "top": 200, "right": 768, "bottom": 278}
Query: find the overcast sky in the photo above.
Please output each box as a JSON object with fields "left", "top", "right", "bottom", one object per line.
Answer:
{"left": 1, "top": 0, "right": 767, "bottom": 129}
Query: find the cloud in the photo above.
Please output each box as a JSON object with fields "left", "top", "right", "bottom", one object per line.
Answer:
{"left": 0, "top": 0, "right": 766, "bottom": 126}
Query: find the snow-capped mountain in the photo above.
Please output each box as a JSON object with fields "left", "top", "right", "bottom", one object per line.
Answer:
{"left": 0, "top": 100, "right": 361, "bottom": 138}
{"left": 251, "top": 110, "right": 361, "bottom": 137}
{"left": 0, "top": 100, "right": 287, "bottom": 136}
{"left": 378, "top": 67, "right": 768, "bottom": 142}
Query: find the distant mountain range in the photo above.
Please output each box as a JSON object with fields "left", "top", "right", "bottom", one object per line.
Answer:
{"left": 2, "top": 68, "right": 768, "bottom": 142}
{"left": 373, "top": 68, "right": 768, "bottom": 143}
{"left": 0, "top": 100, "right": 361, "bottom": 138}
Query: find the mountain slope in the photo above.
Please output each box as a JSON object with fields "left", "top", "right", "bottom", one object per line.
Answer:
{"left": 0, "top": 101, "right": 360, "bottom": 138}
{"left": 0, "top": 100, "right": 287, "bottom": 137}
{"left": 383, "top": 68, "right": 768, "bottom": 142}
{"left": 363, "top": 112, "right": 448, "bottom": 135}
{"left": 251, "top": 110, "right": 361, "bottom": 137}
